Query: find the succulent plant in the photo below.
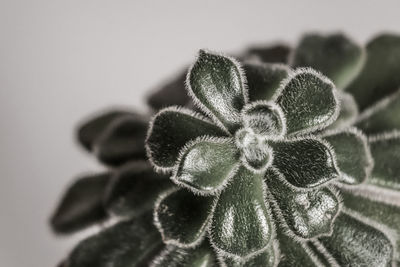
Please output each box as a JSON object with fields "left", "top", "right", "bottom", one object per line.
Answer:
{"left": 52, "top": 32, "right": 400, "bottom": 267}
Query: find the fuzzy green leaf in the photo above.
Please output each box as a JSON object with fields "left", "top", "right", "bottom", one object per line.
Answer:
{"left": 174, "top": 138, "right": 239, "bottom": 194}
{"left": 155, "top": 189, "right": 215, "bottom": 247}
{"left": 292, "top": 33, "right": 364, "bottom": 89}
{"left": 275, "top": 229, "right": 319, "bottom": 267}
{"left": 347, "top": 34, "right": 400, "bottom": 111}
{"left": 368, "top": 134, "right": 400, "bottom": 190}
{"left": 267, "top": 169, "right": 339, "bottom": 239}
{"left": 151, "top": 242, "right": 217, "bottom": 267}
{"left": 146, "top": 107, "right": 226, "bottom": 171}
{"left": 275, "top": 69, "right": 338, "bottom": 135}
{"left": 210, "top": 166, "right": 272, "bottom": 258}
{"left": 222, "top": 243, "right": 277, "bottom": 267}
{"left": 104, "top": 161, "right": 173, "bottom": 217}
{"left": 356, "top": 90, "right": 400, "bottom": 134}
{"left": 327, "top": 91, "right": 359, "bottom": 130}
{"left": 245, "top": 44, "right": 291, "bottom": 64}
{"left": 187, "top": 50, "right": 247, "bottom": 133}
{"left": 341, "top": 190, "right": 400, "bottom": 260}
{"left": 77, "top": 110, "right": 134, "bottom": 151}
{"left": 244, "top": 63, "right": 289, "bottom": 102}
{"left": 319, "top": 212, "right": 393, "bottom": 266}
{"left": 324, "top": 128, "right": 372, "bottom": 185}
{"left": 94, "top": 115, "right": 148, "bottom": 166}
{"left": 241, "top": 102, "right": 286, "bottom": 137}
{"left": 65, "top": 212, "right": 163, "bottom": 267}
{"left": 270, "top": 138, "right": 339, "bottom": 188}
{"left": 50, "top": 173, "right": 110, "bottom": 234}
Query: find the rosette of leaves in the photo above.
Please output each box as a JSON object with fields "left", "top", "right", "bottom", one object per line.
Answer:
{"left": 145, "top": 50, "right": 395, "bottom": 266}
{"left": 52, "top": 32, "right": 400, "bottom": 267}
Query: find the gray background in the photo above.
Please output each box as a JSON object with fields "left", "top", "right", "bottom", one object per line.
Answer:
{"left": 0, "top": 0, "right": 399, "bottom": 266}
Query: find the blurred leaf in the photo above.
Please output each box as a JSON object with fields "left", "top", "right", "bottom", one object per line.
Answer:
{"left": 104, "top": 161, "right": 173, "bottom": 217}
{"left": 245, "top": 44, "right": 291, "bottom": 64}
{"left": 50, "top": 172, "right": 111, "bottom": 234}
{"left": 292, "top": 33, "right": 364, "bottom": 88}
{"left": 94, "top": 114, "right": 148, "bottom": 166}
{"left": 65, "top": 212, "right": 163, "bottom": 267}
{"left": 147, "top": 70, "right": 190, "bottom": 110}
{"left": 77, "top": 110, "right": 134, "bottom": 151}
{"left": 244, "top": 63, "right": 289, "bottom": 102}
{"left": 347, "top": 34, "right": 400, "bottom": 110}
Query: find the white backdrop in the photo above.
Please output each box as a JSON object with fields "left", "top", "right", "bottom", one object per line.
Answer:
{"left": 1, "top": 1, "right": 399, "bottom": 266}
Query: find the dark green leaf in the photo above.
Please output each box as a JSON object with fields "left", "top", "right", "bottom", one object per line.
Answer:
{"left": 104, "top": 161, "right": 174, "bottom": 217}
{"left": 245, "top": 44, "right": 291, "bottom": 64}
{"left": 77, "top": 109, "right": 134, "bottom": 151}
{"left": 275, "top": 228, "right": 320, "bottom": 267}
{"left": 356, "top": 90, "right": 400, "bottom": 134}
{"left": 241, "top": 101, "right": 286, "bottom": 137}
{"left": 341, "top": 190, "right": 400, "bottom": 260}
{"left": 210, "top": 166, "right": 272, "bottom": 258}
{"left": 222, "top": 243, "right": 277, "bottom": 267}
{"left": 147, "top": 69, "right": 190, "bottom": 110}
{"left": 174, "top": 137, "right": 239, "bottom": 194}
{"left": 244, "top": 63, "right": 290, "bottom": 102}
{"left": 187, "top": 50, "right": 247, "bottom": 133}
{"left": 292, "top": 33, "right": 364, "bottom": 88}
{"left": 65, "top": 212, "right": 163, "bottom": 267}
{"left": 270, "top": 138, "right": 339, "bottom": 188}
{"left": 146, "top": 107, "right": 226, "bottom": 171}
{"left": 319, "top": 212, "right": 393, "bottom": 266}
{"left": 327, "top": 91, "right": 359, "bottom": 130}
{"left": 151, "top": 241, "right": 217, "bottom": 267}
{"left": 368, "top": 133, "right": 400, "bottom": 190}
{"left": 94, "top": 115, "right": 148, "bottom": 166}
{"left": 50, "top": 173, "right": 111, "bottom": 234}
{"left": 154, "top": 188, "right": 215, "bottom": 247}
{"left": 347, "top": 34, "right": 400, "bottom": 110}
{"left": 275, "top": 69, "right": 339, "bottom": 135}
{"left": 266, "top": 169, "right": 339, "bottom": 239}
{"left": 323, "top": 128, "right": 373, "bottom": 185}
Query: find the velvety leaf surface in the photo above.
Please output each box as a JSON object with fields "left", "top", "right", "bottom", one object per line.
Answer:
{"left": 244, "top": 63, "right": 289, "bottom": 102}
{"left": 275, "top": 69, "right": 338, "bottom": 135}
{"left": 368, "top": 134, "right": 400, "bottom": 190}
{"left": 292, "top": 33, "right": 364, "bottom": 88}
{"left": 188, "top": 50, "right": 247, "bottom": 133}
{"left": 155, "top": 189, "right": 215, "bottom": 246}
{"left": 356, "top": 90, "right": 400, "bottom": 134}
{"left": 270, "top": 139, "right": 339, "bottom": 188}
{"left": 51, "top": 173, "right": 111, "bottom": 234}
{"left": 222, "top": 243, "right": 276, "bottom": 267}
{"left": 65, "top": 213, "right": 163, "bottom": 267}
{"left": 324, "top": 128, "right": 372, "bottom": 185}
{"left": 211, "top": 166, "right": 272, "bottom": 258}
{"left": 151, "top": 242, "right": 217, "bottom": 267}
{"left": 104, "top": 161, "right": 173, "bottom": 217}
{"left": 267, "top": 169, "right": 339, "bottom": 239}
{"left": 245, "top": 44, "right": 291, "bottom": 64}
{"left": 77, "top": 110, "right": 134, "bottom": 151}
{"left": 147, "top": 69, "right": 190, "bottom": 110}
{"left": 327, "top": 91, "right": 358, "bottom": 130}
{"left": 275, "top": 229, "right": 318, "bottom": 267}
{"left": 319, "top": 212, "right": 393, "bottom": 267}
{"left": 174, "top": 138, "right": 239, "bottom": 194}
{"left": 341, "top": 190, "right": 400, "bottom": 260}
{"left": 146, "top": 108, "right": 226, "bottom": 170}
{"left": 241, "top": 102, "right": 285, "bottom": 137}
{"left": 347, "top": 34, "right": 400, "bottom": 110}
{"left": 94, "top": 115, "right": 148, "bottom": 166}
